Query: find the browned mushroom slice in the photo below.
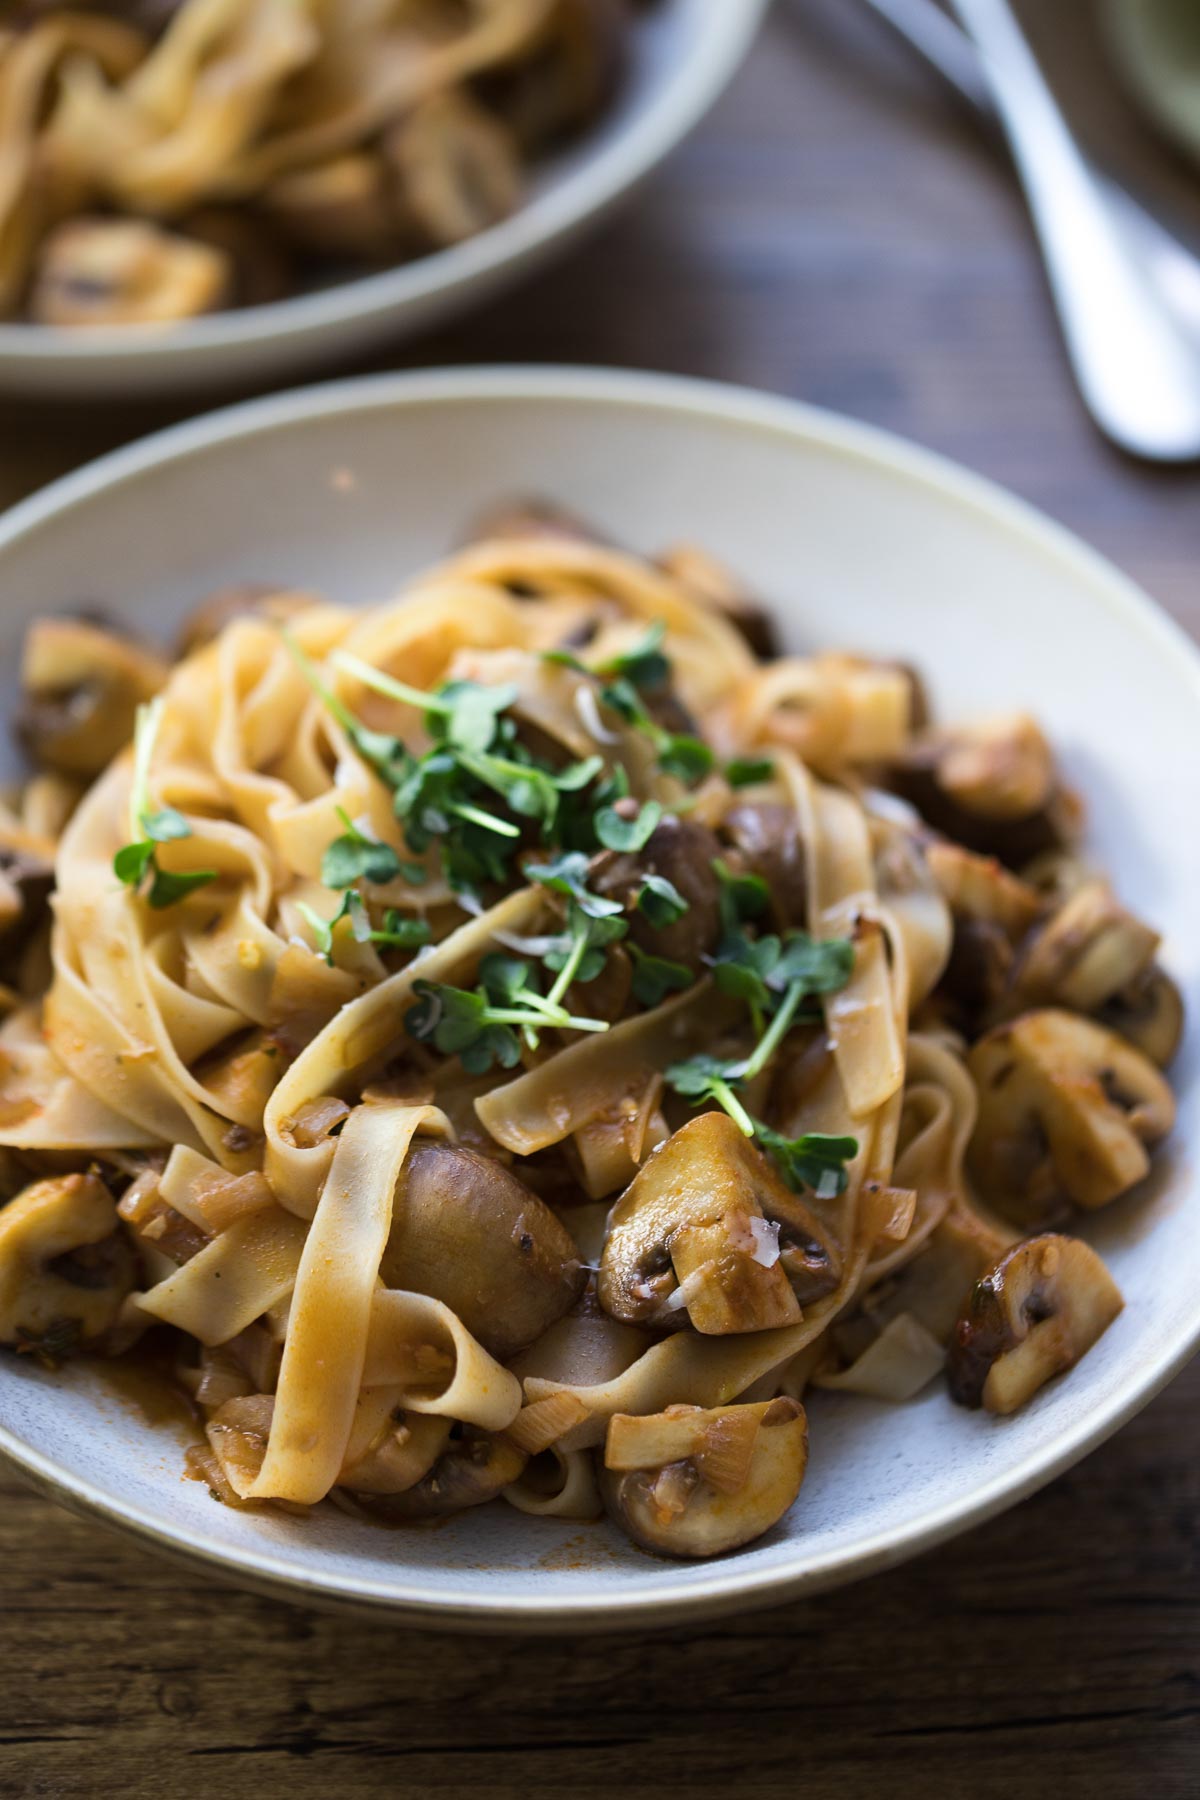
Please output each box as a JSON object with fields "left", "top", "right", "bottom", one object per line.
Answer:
{"left": 498, "top": 0, "right": 630, "bottom": 150}
{"left": 926, "top": 839, "right": 1043, "bottom": 1024}
{"left": 721, "top": 801, "right": 807, "bottom": 927}
{"left": 1007, "top": 880, "right": 1160, "bottom": 1015}
{"left": 1098, "top": 964, "right": 1184, "bottom": 1070}
{"left": 339, "top": 1411, "right": 453, "bottom": 1496}
{"left": 592, "top": 815, "right": 724, "bottom": 969}
{"left": 0, "top": 1171, "right": 135, "bottom": 1353}
{"left": 599, "top": 1111, "right": 841, "bottom": 1334}
{"left": 16, "top": 616, "right": 168, "bottom": 778}
{"left": 175, "top": 583, "right": 314, "bottom": 657}
{"left": 601, "top": 1397, "right": 809, "bottom": 1558}
{"left": 0, "top": 822, "right": 53, "bottom": 958}
{"left": 386, "top": 88, "right": 521, "bottom": 249}
{"left": 968, "top": 1009, "right": 1175, "bottom": 1225}
{"left": 355, "top": 1426, "right": 528, "bottom": 1521}
{"left": 463, "top": 497, "right": 608, "bottom": 548}
{"left": 380, "top": 1142, "right": 584, "bottom": 1361}
{"left": 889, "top": 714, "right": 1081, "bottom": 868}
{"left": 657, "top": 544, "right": 780, "bottom": 660}
{"left": 260, "top": 153, "right": 401, "bottom": 262}
{"left": 947, "top": 1233, "right": 1123, "bottom": 1414}
{"left": 29, "top": 218, "right": 232, "bottom": 326}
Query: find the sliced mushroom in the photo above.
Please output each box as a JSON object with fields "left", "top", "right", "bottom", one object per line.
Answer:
{"left": 479, "top": 0, "right": 629, "bottom": 152}
{"left": 947, "top": 1233, "right": 1123, "bottom": 1414}
{"left": 0, "top": 1171, "right": 135, "bottom": 1351}
{"left": 339, "top": 1411, "right": 453, "bottom": 1496}
{"left": 0, "top": 820, "right": 53, "bottom": 960}
{"left": 592, "top": 815, "right": 724, "bottom": 969}
{"left": 463, "top": 496, "right": 608, "bottom": 549}
{"left": 721, "top": 802, "right": 806, "bottom": 927}
{"left": 175, "top": 583, "right": 315, "bottom": 658}
{"left": 1007, "top": 880, "right": 1160, "bottom": 1015}
{"left": 380, "top": 1142, "right": 584, "bottom": 1361}
{"left": 599, "top": 1111, "right": 841, "bottom": 1334}
{"left": 926, "top": 840, "right": 1042, "bottom": 937}
{"left": 355, "top": 1426, "right": 528, "bottom": 1521}
{"left": 601, "top": 1396, "right": 808, "bottom": 1558}
{"left": 657, "top": 544, "right": 780, "bottom": 660}
{"left": 29, "top": 218, "right": 232, "bottom": 327}
{"left": 16, "top": 616, "right": 168, "bottom": 778}
{"left": 386, "top": 88, "right": 521, "bottom": 249}
{"left": 1098, "top": 964, "right": 1184, "bottom": 1070}
{"left": 926, "top": 840, "right": 1043, "bottom": 1027}
{"left": 968, "top": 1009, "right": 1175, "bottom": 1225}
{"left": 260, "top": 153, "right": 401, "bottom": 262}
{"left": 889, "top": 714, "right": 1081, "bottom": 868}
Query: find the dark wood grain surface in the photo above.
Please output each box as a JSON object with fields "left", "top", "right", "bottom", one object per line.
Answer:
{"left": 2, "top": 5, "right": 1199, "bottom": 1795}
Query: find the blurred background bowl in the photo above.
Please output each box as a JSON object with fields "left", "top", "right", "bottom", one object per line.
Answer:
{"left": 0, "top": 0, "right": 765, "bottom": 401}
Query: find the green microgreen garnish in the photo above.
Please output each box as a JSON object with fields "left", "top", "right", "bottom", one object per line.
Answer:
{"left": 628, "top": 943, "right": 694, "bottom": 1008}
{"left": 113, "top": 699, "right": 218, "bottom": 909}
{"left": 320, "top": 808, "right": 408, "bottom": 889}
{"left": 664, "top": 891, "right": 857, "bottom": 1190}
{"left": 595, "top": 798, "right": 663, "bottom": 852}
{"left": 725, "top": 755, "right": 776, "bottom": 789}
{"left": 405, "top": 952, "right": 608, "bottom": 1074}
{"left": 635, "top": 872, "right": 689, "bottom": 929}
{"left": 544, "top": 622, "right": 715, "bottom": 788}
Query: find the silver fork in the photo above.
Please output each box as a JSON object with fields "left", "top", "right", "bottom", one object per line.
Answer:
{"left": 856, "top": 0, "right": 1200, "bottom": 461}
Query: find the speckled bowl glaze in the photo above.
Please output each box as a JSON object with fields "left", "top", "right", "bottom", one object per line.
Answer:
{"left": 0, "top": 1, "right": 765, "bottom": 398}
{"left": 0, "top": 367, "right": 1197, "bottom": 1630}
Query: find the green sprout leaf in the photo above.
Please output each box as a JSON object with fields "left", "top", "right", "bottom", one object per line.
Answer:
{"left": 725, "top": 756, "right": 776, "bottom": 789}
{"left": 635, "top": 872, "right": 689, "bottom": 929}
{"left": 628, "top": 944, "right": 693, "bottom": 1007}
{"left": 595, "top": 798, "right": 662, "bottom": 853}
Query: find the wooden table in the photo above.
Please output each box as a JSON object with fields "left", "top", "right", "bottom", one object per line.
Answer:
{"left": 2, "top": 5, "right": 1198, "bottom": 1794}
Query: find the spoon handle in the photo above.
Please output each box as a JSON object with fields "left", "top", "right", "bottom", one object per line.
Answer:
{"left": 950, "top": 0, "right": 1200, "bottom": 461}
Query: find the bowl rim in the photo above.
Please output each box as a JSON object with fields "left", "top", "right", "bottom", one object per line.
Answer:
{"left": 0, "top": 0, "right": 767, "bottom": 372}
{"left": 1, "top": 362, "right": 1199, "bottom": 1630}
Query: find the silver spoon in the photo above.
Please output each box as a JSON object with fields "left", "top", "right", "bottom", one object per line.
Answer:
{"left": 859, "top": 0, "right": 1200, "bottom": 460}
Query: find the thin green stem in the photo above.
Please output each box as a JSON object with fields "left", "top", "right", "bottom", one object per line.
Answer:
{"left": 447, "top": 802, "right": 520, "bottom": 838}
{"left": 333, "top": 651, "right": 444, "bottom": 715}
{"left": 712, "top": 1078, "right": 756, "bottom": 1137}
{"left": 282, "top": 629, "right": 361, "bottom": 738}
{"left": 545, "top": 923, "right": 589, "bottom": 1010}
{"left": 738, "top": 978, "right": 806, "bottom": 1083}
{"left": 129, "top": 697, "right": 163, "bottom": 839}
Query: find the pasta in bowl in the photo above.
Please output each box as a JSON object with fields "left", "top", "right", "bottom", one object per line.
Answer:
{"left": 0, "top": 502, "right": 1181, "bottom": 1562}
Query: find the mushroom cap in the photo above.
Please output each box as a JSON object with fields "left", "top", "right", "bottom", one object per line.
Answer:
{"left": 29, "top": 217, "right": 232, "bottom": 327}
{"left": 968, "top": 1008, "right": 1176, "bottom": 1225}
{"left": 1099, "top": 965, "right": 1184, "bottom": 1070}
{"left": 598, "top": 1111, "right": 840, "bottom": 1335}
{"left": 354, "top": 1427, "right": 528, "bottom": 1521}
{"left": 0, "top": 1172, "right": 134, "bottom": 1349}
{"left": 890, "top": 714, "right": 1079, "bottom": 868}
{"left": 947, "top": 1232, "right": 1123, "bottom": 1414}
{"left": 17, "top": 616, "right": 168, "bottom": 779}
{"left": 380, "top": 1141, "right": 584, "bottom": 1361}
{"left": 601, "top": 1397, "right": 809, "bottom": 1558}
{"left": 591, "top": 815, "right": 724, "bottom": 969}
{"left": 721, "top": 801, "right": 807, "bottom": 927}
{"left": 1008, "top": 880, "right": 1159, "bottom": 1016}
{"left": 339, "top": 1412, "right": 453, "bottom": 1497}
{"left": 385, "top": 88, "right": 521, "bottom": 249}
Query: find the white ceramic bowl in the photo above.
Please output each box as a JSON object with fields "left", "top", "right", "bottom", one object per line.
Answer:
{"left": 1, "top": 367, "right": 1197, "bottom": 1631}
{"left": 0, "top": 2, "right": 764, "bottom": 400}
